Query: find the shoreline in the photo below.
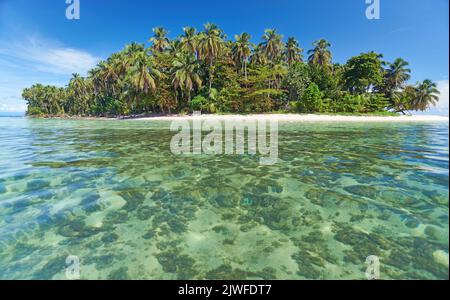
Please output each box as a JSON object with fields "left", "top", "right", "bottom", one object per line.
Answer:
{"left": 19, "top": 114, "right": 449, "bottom": 122}
{"left": 132, "top": 114, "right": 449, "bottom": 123}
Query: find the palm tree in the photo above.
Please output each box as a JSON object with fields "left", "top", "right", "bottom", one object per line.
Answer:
{"left": 87, "top": 66, "right": 104, "bottom": 102}
{"left": 384, "top": 58, "right": 411, "bottom": 97}
{"left": 250, "top": 44, "right": 267, "bottom": 65}
{"left": 150, "top": 27, "right": 170, "bottom": 52}
{"left": 308, "top": 39, "right": 332, "bottom": 68}
{"left": 169, "top": 40, "right": 182, "bottom": 56}
{"left": 232, "top": 33, "right": 252, "bottom": 80}
{"left": 127, "top": 50, "right": 161, "bottom": 98}
{"left": 67, "top": 73, "right": 88, "bottom": 115}
{"left": 284, "top": 37, "right": 303, "bottom": 67}
{"left": 97, "top": 57, "right": 122, "bottom": 97}
{"left": 197, "top": 23, "right": 224, "bottom": 94}
{"left": 180, "top": 27, "right": 198, "bottom": 56}
{"left": 390, "top": 86, "right": 416, "bottom": 114}
{"left": 261, "top": 29, "right": 284, "bottom": 63}
{"left": 411, "top": 79, "right": 440, "bottom": 111}
{"left": 270, "top": 63, "right": 288, "bottom": 89}
{"left": 124, "top": 42, "right": 146, "bottom": 55}
{"left": 172, "top": 53, "right": 202, "bottom": 102}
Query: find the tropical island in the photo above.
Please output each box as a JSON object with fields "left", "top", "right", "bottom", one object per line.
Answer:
{"left": 22, "top": 24, "right": 440, "bottom": 117}
{"left": 2, "top": 18, "right": 448, "bottom": 281}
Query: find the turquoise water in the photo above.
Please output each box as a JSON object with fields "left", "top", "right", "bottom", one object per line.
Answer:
{"left": 0, "top": 117, "right": 448, "bottom": 280}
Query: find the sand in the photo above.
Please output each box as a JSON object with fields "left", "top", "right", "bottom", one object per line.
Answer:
{"left": 133, "top": 114, "right": 449, "bottom": 122}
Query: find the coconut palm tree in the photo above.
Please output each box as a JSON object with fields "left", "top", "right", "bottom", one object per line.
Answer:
{"left": 180, "top": 27, "right": 198, "bottom": 56}
{"left": 411, "top": 79, "right": 440, "bottom": 111}
{"left": 384, "top": 58, "right": 411, "bottom": 97}
{"left": 168, "top": 40, "right": 183, "bottom": 56}
{"left": 23, "top": 25, "right": 430, "bottom": 117}
{"left": 250, "top": 44, "right": 267, "bottom": 66}
{"left": 43, "top": 86, "right": 57, "bottom": 115}
{"left": 87, "top": 66, "right": 104, "bottom": 102}
{"left": 171, "top": 53, "right": 202, "bottom": 103}
{"left": 270, "top": 63, "right": 288, "bottom": 89}
{"left": 390, "top": 86, "right": 416, "bottom": 114}
{"left": 23, "top": 85, "right": 43, "bottom": 115}
{"left": 261, "top": 29, "right": 284, "bottom": 63}
{"left": 232, "top": 33, "right": 252, "bottom": 80}
{"left": 124, "top": 42, "right": 146, "bottom": 55}
{"left": 308, "top": 39, "right": 332, "bottom": 67}
{"left": 97, "top": 56, "right": 123, "bottom": 98}
{"left": 67, "top": 73, "right": 89, "bottom": 115}
{"left": 150, "top": 27, "right": 170, "bottom": 52}
{"left": 284, "top": 37, "right": 303, "bottom": 66}
{"left": 197, "top": 23, "right": 224, "bottom": 94}
{"left": 127, "top": 50, "right": 161, "bottom": 97}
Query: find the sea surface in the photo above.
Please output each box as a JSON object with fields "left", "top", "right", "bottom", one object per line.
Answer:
{"left": 0, "top": 116, "right": 448, "bottom": 279}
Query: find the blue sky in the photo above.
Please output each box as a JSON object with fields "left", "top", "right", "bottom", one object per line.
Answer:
{"left": 0, "top": 0, "right": 448, "bottom": 114}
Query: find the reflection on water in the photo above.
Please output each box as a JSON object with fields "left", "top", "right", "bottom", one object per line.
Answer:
{"left": 0, "top": 117, "right": 448, "bottom": 279}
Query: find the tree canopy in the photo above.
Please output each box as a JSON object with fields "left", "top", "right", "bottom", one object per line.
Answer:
{"left": 23, "top": 24, "right": 440, "bottom": 117}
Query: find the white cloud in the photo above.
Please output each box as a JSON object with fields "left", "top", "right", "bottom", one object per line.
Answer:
{"left": 411, "top": 79, "right": 449, "bottom": 116}
{"left": 0, "top": 35, "right": 100, "bottom": 112}
{"left": 0, "top": 99, "right": 27, "bottom": 112}
{"left": 0, "top": 35, "right": 99, "bottom": 75}
{"left": 434, "top": 80, "right": 449, "bottom": 116}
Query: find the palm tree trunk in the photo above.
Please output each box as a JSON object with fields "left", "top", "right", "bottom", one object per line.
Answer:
{"left": 209, "top": 59, "right": 213, "bottom": 95}
{"left": 244, "top": 60, "right": 247, "bottom": 81}
{"left": 209, "top": 75, "right": 213, "bottom": 94}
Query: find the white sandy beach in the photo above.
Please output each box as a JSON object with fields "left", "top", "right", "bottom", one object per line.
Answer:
{"left": 133, "top": 114, "right": 449, "bottom": 122}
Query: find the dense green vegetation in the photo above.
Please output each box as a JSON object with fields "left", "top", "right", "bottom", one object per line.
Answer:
{"left": 23, "top": 24, "right": 440, "bottom": 117}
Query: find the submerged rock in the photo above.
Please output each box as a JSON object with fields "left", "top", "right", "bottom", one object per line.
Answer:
{"left": 212, "top": 225, "right": 231, "bottom": 235}
{"left": 86, "top": 239, "right": 103, "bottom": 250}
{"left": 136, "top": 206, "right": 155, "bottom": 220}
{"left": 12, "top": 242, "right": 37, "bottom": 261}
{"left": 212, "top": 193, "right": 238, "bottom": 208}
{"left": 292, "top": 251, "right": 323, "bottom": 279}
{"left": 404, "top": 217, "right": 420, "bottom": 229}
{"left": 104, "top": 210, "right": 129, "bottom": 225}
{"left": 155, "top": 251, "right": 196, "bottom": 275}
{"left": 257, "top": 267, "right": 277, "bottom": 280}
{"left": 424, "top": 226, "right": 441, "bottom": 241}
{"left": 305, "top": 188, "right": 350, "bottom": 207}
{"left": 118, "top": 189, "right": 146, "bottom": 211}
{"left": 81, "top": 193, "right": 102, "bottom": 213}
{"left": 204, "top": 264, "right": 251, "bottom": 280}
{"left": 32, "top": 256, "right": 66, "bottom": 279}
{"left": 101, "top": 232, "right": 119, "bottom": 244}
{"left": 167, "top": 218, "right": 188, "bottom": 233}
{"left": 409, "top": 238, "right": 449, "bottom": 279}
{"left": 95, "top": 254, "right": 115, "bottom": 270}
{"left": 142, "top": 229, "right": 157, "bottom": 240}
{"left": 386, "top": 250, "right": 411, "bottom": 270}
{"left": 26, "top": 179, "right": 50, "bottom": 192}
{"left": 170, "top": 170, "right": 186, "bottom": 179}
{"left": 333, "top": 224, "right": 390, "bottom": 257}
{"left": 344, "top": 185, "right": 377, "bottom": 199}
{"left": 107, "top": 267, "right": 129, "bottom": 280}
{"left": 57, "top": 219, "right": 102, "bottom": 238}
{"left": 151, "top": 188, "right": 168, "bottom": 201}
{"left": 0, "top": 183, "right": 6, "bottom": 194}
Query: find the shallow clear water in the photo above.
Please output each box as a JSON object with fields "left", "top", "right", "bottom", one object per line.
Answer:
{"left": 0, "top": 117, "right": 448, "bottom": 280}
